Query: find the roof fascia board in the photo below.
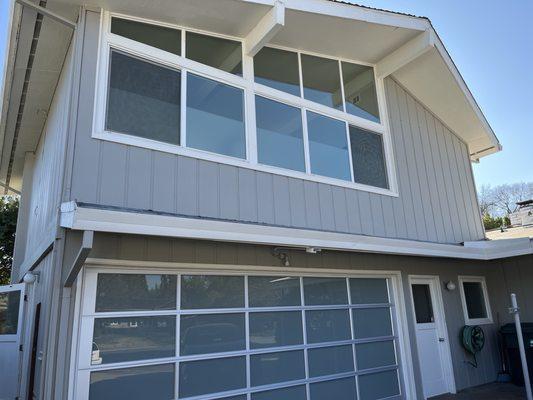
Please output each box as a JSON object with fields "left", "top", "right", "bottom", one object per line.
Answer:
{"left": 245, "top": 0, "right": 285, "bottom": 56}
{"left": 375, "top": 29, "right": 435, "bottom": 78}
{"left": 59, "top": 202, "right": 533, "bottom": 260}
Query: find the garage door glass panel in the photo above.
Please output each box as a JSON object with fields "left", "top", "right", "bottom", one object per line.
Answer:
{"left": 92, "top": 316, "right": 176, "bottom": 364}
{"left": 309, "top": 377, "right": 357, "bottom": 400}
{"left": 180, "top": 313, "right": 245, "bottom": 355}
{"left": 181, "top": 275, "right": 244, "bottom": 309}
{"left": 95, "top": 274, "right": 176, "bottom": 312}
{"left": 352, "top": 308, "right": 392, "bottom": 339}
{"left": 248, "top": 276, "right": 301, "bottom": 307}
{"left": 252, "top": 385, "right": 306, "bottom": 400}
{"left": 358, "top": 370, "right": 400, "bottom": 400}
{"left": 178, "top": 356, "right": 246, "bottom": 397}
{"left": 349, "top": 278, "right": 389, "bottom": 304}
{"left": 0, "top": 290, "right": 20, "bottom": 334}
{"left": 249, "top": 311, "right": 303, "bottom": 349}
{"left": 308, "top": 345, "right": 354, "bottom": 377}
{"left": 303, "top": 277, "right": 348, "bottom": 305}
{"left": 306, "top": 309, "right": 351, "bottom": 343}
{"left": 89, "top": 364, "right": 174, "bottom": 400}
{"left": 355, "top": 341, "right": 396, "bottom": 370}
{"left": 250, "top": 350, "right": 305, "bottom": 386}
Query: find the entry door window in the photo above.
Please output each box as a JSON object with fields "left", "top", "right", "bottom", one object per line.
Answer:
{"left": 411, "top": 284, "right": 434, "bottom": 324}
{"left": 80, "top": 271, "right": 403, "bottom": 400}
{"left": 0, "top": 290, "right": 21, "bottom": 335}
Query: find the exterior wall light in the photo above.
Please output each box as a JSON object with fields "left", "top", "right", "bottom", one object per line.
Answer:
{"left": 446, "top": 281, "right": 456, "bottom": 291}
{"left": 23, "top": 271, "right": 40, "bottom": 284}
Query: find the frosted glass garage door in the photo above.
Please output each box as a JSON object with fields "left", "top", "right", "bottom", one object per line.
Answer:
{"left": 79, "top": 271, "right": 404, "bottom": 400}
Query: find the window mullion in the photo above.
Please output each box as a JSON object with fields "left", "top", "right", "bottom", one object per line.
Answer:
{"left": 243, "top": 55, "right": 257, "bottom": 164}
{"left": 345, "top": 123, "right": 355, "bottom": 183}
{"left": 301, "top": 109, "right": 311, "bottom": 174}
{"left": 180, "top": 70, "right": 187, "bottom": 147}
{"left": 338, "top": 61, "right": 346, "bottom": 113}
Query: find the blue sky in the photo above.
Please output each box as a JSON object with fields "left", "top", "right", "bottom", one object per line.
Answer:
{"left": 0, "top": 0, "right": 531, "bottom": 190}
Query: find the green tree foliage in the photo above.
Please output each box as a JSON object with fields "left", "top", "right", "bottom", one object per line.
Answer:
{"left": 482, "top": 213, "right": 510, "bottom": 231}
{"left": 0, "top": 196, "right": 19, "bottom": 285}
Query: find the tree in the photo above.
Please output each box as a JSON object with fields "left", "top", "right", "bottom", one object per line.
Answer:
{"left": 0, "top": 196, "right": 19, "bottom": 285}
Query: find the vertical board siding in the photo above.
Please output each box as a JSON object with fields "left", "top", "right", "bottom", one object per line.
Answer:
{"left": 69, "top": 12, "right": 485, "bottom": 244}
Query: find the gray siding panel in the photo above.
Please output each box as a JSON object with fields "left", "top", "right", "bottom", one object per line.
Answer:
{"left": 69, "top": 13, "right": 485, "bottom": 244}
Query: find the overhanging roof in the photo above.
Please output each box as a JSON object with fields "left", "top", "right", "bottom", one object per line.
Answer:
{"left": 0, "top": 0, "right": 501, "bottom": 192}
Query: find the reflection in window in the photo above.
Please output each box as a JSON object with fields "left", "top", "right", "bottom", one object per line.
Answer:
{"left": 106, "top": 51, "right": 181, "bottom": 145}
{"left": 301, "top": 54, "right": 343, "bottom": 110}
{"left": 248, "top": 276, "right": 301, "bottom": 307}
{"left": 111, "top": 18, "right": 181, "bottom": 55}
{"left": 349, "top": 126, "right": 388, "bottom": 189}
{"left": 307, "top": 112, "right": 351, "bottom": 181}
{"left": 254, "top": 47, "right": 300, "bottom": 96}
{"left": 303, "top": 277, "right": 348, "bottom": 305}
{"left": 249, "top": 311, "right": 303, "bottom": 349}
{"left": 186, "top": 73, "right": 246, "bottom": 158}
{"left": 342, "top": 62, "right": 380, "bottom": 122}
{"left": 186, "top": 31, "right": 242, "bottom": 75}
{"left": 306, "top": 309, "right": 351, "bottom": 343}
{"left": 181, "top": 275, "right": 244, "bottom": 309}
{"left": 256, "top": 96, "right": 305, "bottom": 172}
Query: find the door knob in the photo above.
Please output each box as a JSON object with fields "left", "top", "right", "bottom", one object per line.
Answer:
{"left": 438, "top": 337, "right": 445, "bottom": 342}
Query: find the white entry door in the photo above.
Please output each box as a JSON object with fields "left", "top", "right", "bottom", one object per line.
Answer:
{"left": 409, "top": 277, "right": 455, "bottom": 399}
{"left": 0, "top": 283, "right": 26, "bottom": 400}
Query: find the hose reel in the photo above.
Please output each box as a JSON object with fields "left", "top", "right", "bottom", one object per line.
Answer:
{"left": 462, "top": 325, "right": 485, "bottom": 368}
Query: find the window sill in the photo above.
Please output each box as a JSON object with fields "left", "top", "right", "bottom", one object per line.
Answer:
{"left": 92, "top": 130, "right": 400, "bottom": 197}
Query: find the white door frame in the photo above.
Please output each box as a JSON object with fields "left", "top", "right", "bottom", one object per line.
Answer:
{"left": 408, "top": 275, "right": 456, "bottom": 398}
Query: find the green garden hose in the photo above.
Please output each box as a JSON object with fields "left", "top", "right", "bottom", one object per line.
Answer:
{"left": 462, "top": 325, "right": 485, "bottom": 368}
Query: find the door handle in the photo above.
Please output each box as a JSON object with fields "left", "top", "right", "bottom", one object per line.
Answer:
{"left": 438, "top": 337, "right": 445, "bottom": 342}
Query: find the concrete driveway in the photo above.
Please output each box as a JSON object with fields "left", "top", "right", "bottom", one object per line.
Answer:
{"left": 432, "top": 383, "right": 526, "bottom": 399}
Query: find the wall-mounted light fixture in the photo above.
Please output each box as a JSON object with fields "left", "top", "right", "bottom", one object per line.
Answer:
{"left": 273, "top": 248, "right": 290, "bottom": 267}
{"left": 23, "top": 271, "right": 40, "bottom": 284}
{"left": 445, "top": 281, "right": 456, "bottom": 291}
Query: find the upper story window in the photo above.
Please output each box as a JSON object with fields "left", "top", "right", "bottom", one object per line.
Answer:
{"left": 94, "top": 13, "right": 397, "bottom": 196}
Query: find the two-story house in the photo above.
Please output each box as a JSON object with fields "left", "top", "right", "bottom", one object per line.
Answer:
{"left": 1, "top": 1, "right": 532, "bottom": 399}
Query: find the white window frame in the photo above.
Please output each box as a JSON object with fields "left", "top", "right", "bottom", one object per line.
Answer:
{"left": 458, "top": 276, "right": 493, "bottom": 325}
{"left": 92, "top": 11, "right": 398, "bottom": 197}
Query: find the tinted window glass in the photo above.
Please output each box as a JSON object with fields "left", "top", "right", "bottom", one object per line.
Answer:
{"left": 349, "top": 278, "right": 389, "bottom": 304}
{"left": 248, "top": 276, "right": 301, "bottom": 307}
{"left": 0, "top": 290, "right": 20, "bottom": 334}
{"left": 463, "top": 281, "right": 488, "bottom": 319}
{"left": 106, "top": 51, "right": 181, "bottom": 145}
{"left": 349, "top": 126, "right": 388, "bottom": 189}
{"left": 92, "top": 316, "right": 176, "bottom": 364}
{"left": 249, "top": 311, "right": 303, "bottom": 349}
{"left": 301, "top": 54, "right": 343, "bottom": 110}
{"left": 180, "top": 313, "right": 245, "bottom": 355}
{"left": 181, "top": 275, "right": 244, "bottom": 309}
{"left": 111, "top": 18, "right": 181, "bottom": 55}
{"left": 307, "top": 112, "right": 351, "bottom": 181}
{"left": 303, "top": 277, "right": 348, "bottom": 305}
{"left": 89, "top": 364, "right": 174, "bottom": 400}
{"left": 252, "top": 385, "right": 306, "bottom": 400}
{"left": 412, "top": 284, "right": 434, "bottom": 324}
{"left": 342, "top": 62, "right": 379, "bottom": 122}
{"left": 310, "top": 377, "right": 356, "bottom": 400}
{"left": 352, "top": 308, "right": 392, "bottom": 339}
{"left": 358, "top": 370, "right": 400, "bottom": 400}
{"left": 355, "top": 341, "right": 396, "bottom": 370}
{"left": 186, "top": 73, "right": 245, "bottom": 158}
{"left": 186, "top": 32, "right": 242, "bottom": 75}
{"left": 256, "top": 96, "right": 305, "bottom": 172}
{"left": 95, "top": 273, "right": 176, "bottom": 312}
{"left": 306, "top": 309, "right": 351, "bottom": 344}
{"left": 308, "top": 345, "right": 354, "bottom": 377}
{"left": 254, "top": 47, "right": 300, "bottom": 96}
{"left": 250, "top": 350, "right": 305, "bottom": 386}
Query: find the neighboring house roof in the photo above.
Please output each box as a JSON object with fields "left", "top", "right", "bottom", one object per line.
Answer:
{"left": 486, "top": 225, "right": 533, "bottom": 241}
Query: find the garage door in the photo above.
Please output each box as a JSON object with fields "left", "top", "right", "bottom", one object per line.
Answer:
{"left": 74, "top": 268, "right": 407, "bottom": 400}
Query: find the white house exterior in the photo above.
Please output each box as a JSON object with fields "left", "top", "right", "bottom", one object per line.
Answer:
{"left": 0, "top": 1, "right": 532, "bottom": 400}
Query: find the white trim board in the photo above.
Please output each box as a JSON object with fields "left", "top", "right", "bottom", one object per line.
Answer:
{"left": 60, "top": 202, "right": 533, "bottom": 260}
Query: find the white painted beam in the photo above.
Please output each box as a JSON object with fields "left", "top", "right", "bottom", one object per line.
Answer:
{"left": 245, "top": 0, "right": 285, "bottom": 56}
{"left": 375, "top": 30, "right": 435, "bottom": 78}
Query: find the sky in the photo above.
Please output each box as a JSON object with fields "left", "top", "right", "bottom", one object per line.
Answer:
{"left": 0, "top": 0, "right": 531, "bottom": 191}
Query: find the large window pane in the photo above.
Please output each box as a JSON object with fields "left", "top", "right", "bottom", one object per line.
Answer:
{"left": 89, "top": 364, "right": 174, "bottom": 400}
{"left": 352, "top": 308, "right": 392, "bottom": 339}
{"left": 181, "top": 275, "right": 244, "bottom": 309}
{"left": 463, "top": 281, "right": 488, "bottom": 319}
{"left": 358, "top": 370, "right": 400, "bottom": 400}
{"left": 308, "top": 345, "right": 354, "bottom": 377}
{"left": 95, "top": 273, "right": 176, "bottom": 312}
{"left": 255, "top": 96, "right": 305, "bottom": 172}
{"left": 306, "top": 309, "right": 351, "bottom": 344}
{"left": 350, "top": 278, "right": 389, "bottom": 304}
{"left": 106, "top": 51, "right": 181, "bottom": 145}
{"left": 301, "top": 54, "right": 343, "bottom": 110}
{"left": 179, "top": 356, "right": 246, "bottom": 397}
{"left": 92, "top": 316, "right": 176, "bottom": 364}
{"left": 186, "top": 32, "right": 242, "bottom": 75}
{"left": 252, "top": 385, "right": 306, "bottom": 400}
{"left": 307, "top": 112, "right": 351, "bottom": 181}
{"left": 248, "top": 276, "right": 301, "bottom": 308}
{"left": 186, "top": 73, "right": 245, "bottom": 158}
{"left": 309, "top": 377, "right": 357, "bottom": 400}
{"left": 0, "top": 290, "right": 20, "bottom": 334}
{"left": 342, "top": 62, "right": 380, "bottom": 122}
{"left": 250, "top": 350, "right": 305, "bottom": 386}
{"left": 355, "top": 341, "right": 396, "bottom": 370}
{"left": 249, "top": 311, "right": 303, "bottom": 349}
{"left": 254, "top": 47, "right": 300, "bottom": 96}
{"left": 111, "top": 18, "right": 181, "bottom": 55}
{"left": 180, "top": 313, "right": 245, "bottom": 355}
{"left": 349, "top": 126, "right": 388, "bottom": 189}
{"left": 303, "top": 277, "right": 348, "bottom": 305}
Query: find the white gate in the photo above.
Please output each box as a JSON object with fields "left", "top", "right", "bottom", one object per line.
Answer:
{"left": 0, "top": 283, "right": 26, "bottom": 400}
